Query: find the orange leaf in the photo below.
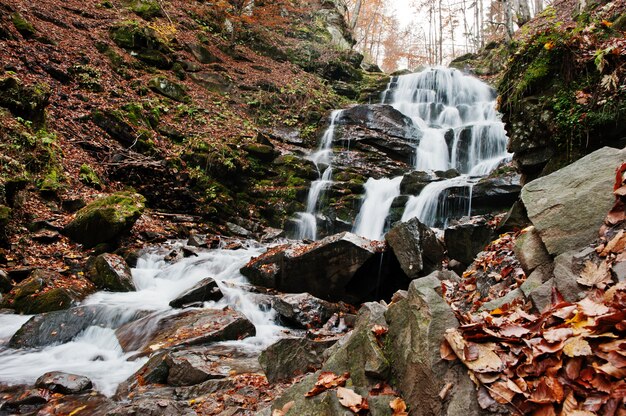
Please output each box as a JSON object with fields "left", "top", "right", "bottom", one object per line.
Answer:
{"left": 336, "top": 387, "right": 369, "bottom": 414}
{"left": 272, "top": 401, "right": 294, "bottom": 416}
{"left": 389, "top": 397, "right": 408, "bottom": 415}
{"left": 371, "top": 324, "right": 388, "bottom": 338}
{"left": 563, "top": 336, "right": 592, "bottom": 357}
{"left": 305, "top": 371, "right": 350, "bottom": 397}
{"left": 577, "top": 260, "right": 612, "bottom": 289}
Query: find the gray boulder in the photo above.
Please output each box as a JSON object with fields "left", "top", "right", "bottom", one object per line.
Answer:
{"left": 444, "top": 219, "right": 494, "bottom": 265}
{"left": 386, "top": 217, "right": 444, "bottom": 279}
{"left": 169, "top": 277, "right": 223, "bottom": 308}
{"left": 471, "top": 173, "right": 522, "bottom": 215}
{"left": 259, "top": 337, "right": 337, "bottom": 383}
{"left": 521, "top": 146, "right": 626, "bottom": 256}
{"left": 86, "top": 253, "right": 135, "bottom": 292}
{"left": 272, "top": 293, "right": 342, "bottom": 329}
{"left": 513, "top": 226, "right": 552, "bottom": 274}
{"left": 35, "top": 372, "right": 92, "bottom": 394}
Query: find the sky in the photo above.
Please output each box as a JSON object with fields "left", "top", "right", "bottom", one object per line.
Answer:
{"left": 393, "top": 0, "right": 417, "bottom": 26}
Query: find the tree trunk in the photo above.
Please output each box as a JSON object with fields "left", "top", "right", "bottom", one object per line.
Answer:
{"left": 516, "top": 0, "right": 531, "bottom": 26}
{"left": 534, "top": 0, "right": 543, "bottom": 14}
{"left": 350, "top": 0, "right": 363, "bottom": 29}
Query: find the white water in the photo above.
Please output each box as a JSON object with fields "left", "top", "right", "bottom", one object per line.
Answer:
{"left": 353, "top": 67, "right": 511, "bottom": 233}
{"left": 0, "top": 242, "right": 284, "bottom": 396}
{"left": 295, "top": 110, "right": 343, "bottom": 240}
{"left": 353, "top": 176, "right": 402, "bottom": 240}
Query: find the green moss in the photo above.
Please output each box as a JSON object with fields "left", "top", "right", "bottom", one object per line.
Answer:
{"left": 129, "top": 0, "right": 162, "bottom": 20}
{"left": 11, "top": 13, "right": 36, "bottom": 38}
{"left": 69, "top": 65, "right": 103, "bottom": 92}
{"left": 79, "top": 164, "right": 102, "bottom": 189}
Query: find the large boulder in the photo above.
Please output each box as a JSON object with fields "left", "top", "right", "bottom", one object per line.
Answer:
{"left": 520, "top": 147, "right": 626, "bottom": 256}
{"left": 385, "top": 275, "right": 481, "bottom": 416}
{"left": 337, "top": 104, "right": 419, "bottom": 165}
{"left": 35, "top": 372, "right": 93, "bottom": 394}
{"left": 115, "top": 308, "right": 255, "bottom": 353}
{"left": 241, "top": 232, "right": 405, "bottom": 303}
{"left": 0, "top": 77, "right": 50, "bottom": 125}
{"left": 63, "top": 192, "right": 145, "bottom": 248}
{"left": 470, "top": 172, "right": 521, "bottom": 215}
{"left": 86, "top": 253, "right": 136, "bottom": 292}
{"left": 0, "top": 270, "right": 92, "bottom": 314}
{"left": 385, "top": 218, "right": 445, "bottom": 279}
{"left": 444, "top": 219, "right": 494, "bottom": 266}
{"left": 169, "top": 277, "right": 223, "bottom": 308}
{"left": 272, "top": 293, "right": 343, "bottom": 329}
{"left": 259, "top": 337, "right": 338, "bottom": 383}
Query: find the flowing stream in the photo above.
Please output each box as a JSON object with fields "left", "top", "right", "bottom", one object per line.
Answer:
{"left": 0, "top": 242, "right": 284, "bottom": 396}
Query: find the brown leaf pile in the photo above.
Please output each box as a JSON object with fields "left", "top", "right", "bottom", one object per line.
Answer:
{"left": 304, "top": 372, "right": 350, "bottom": 397}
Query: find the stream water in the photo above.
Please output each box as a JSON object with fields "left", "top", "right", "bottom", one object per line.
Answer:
{"left": 0, "top": 242, "right": 285, "bottom": 396}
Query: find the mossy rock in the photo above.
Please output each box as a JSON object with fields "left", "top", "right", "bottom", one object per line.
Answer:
{"left": 148, "top": 77, "right": 189, "bottom": 102}
{"left": 0, "top": 270, "right": 90, "bottom": 314}
{"left": 128, "top": 0, "right": 162, "bottom": 20}
{"left": 63, "top": 192, "right": 146, "bottom": 248}
{"left": 109, "top": 22, "right": 173, "bottom": 69}
{"left": 86, "top": 253, "right": 136, "bottom": 292}
{"left": 0, "top": 205, "right": 10, "bottom": 228}
{"left": 0, "top": 77, "right": 50, "bottom": 125}
{"left": 79, "top": 164, "right": 102, "bottom": 189}
{"left": 11, "top": 13, "right": 36, "bottom": 38}
{"left": 243, "top": 143, "right": 278, "bottom": 161}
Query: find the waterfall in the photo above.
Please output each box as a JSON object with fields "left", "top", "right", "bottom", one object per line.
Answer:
{"left": 295, "top": 110, "right": 343, "bottom": 240}
{"left": 353, "top": 67, "right": 511, "bottom": 233}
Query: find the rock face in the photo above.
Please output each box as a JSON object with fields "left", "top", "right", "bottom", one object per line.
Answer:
{"left": 385, "top": 218, "right": 445, "bottom": 279}
{"left": 0, "top": 270, "right": 91, "bottom": 314}
{"left": 444, "top": 219, "right": 494, "bottom": 266}
{"left": 169, "top": 277, "right": 223, "bottom": 308}
{"left": 470, "top": 173, "right": 522, "bottom": 215}
{"left": 64, "top": 192, "right": 145, "bottom": 248}
{"left": 115, "top": 308, "right": 255, "bottom": 353}
{"left": 241, "top": 232, "right": 406, "bottom": 303}
{"left": 259, "top": 338, "right": 337, "bottom": 383}
{"left": 86, "top": 253, "right": 136, "bottom": 292}
{"left": 272, "top": 293, "right": 342, "bottom": 329}
{"left": 513, "top": 226, "right": 551, "bottom": 274}
{"left": 385, "top": 275, "right": 479, "bottom": 416}
{"left": 521, "top": 147, "right": 626, "bottom": 256}
{"left": 336, "top": 104, "right": 419, "bottom": 165}
{"left": 35, "top": 372, "right": 92, "bottom": 394}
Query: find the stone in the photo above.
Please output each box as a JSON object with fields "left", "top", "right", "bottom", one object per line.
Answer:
{"left": 470, "top": 173, "right": 522, "bottom": 215}
{"left": 64, "top": 192, "right": 145, "bottom": 248}
{"left": 108, "top": 398, "right": 195, "bottom": 416}
{"left": 0, "top": 270, "right": 12, "bottom": 293}
{"left": 529, "top": 278, "right": 554, "bottom": 313}
{"left": 444, "top": 220, "right": 494, "bottom": 265}
{"left": 86, "top": 253, "right": 136, "bottom": 292}
{"left": 272, "top": 293, "right": 342, "bottom": 329}
{"left": 35, "top": 372, "right": 92, "bottom": 394}
{"left": 385, "top": 217, "right": 444, "bottom": 279}
{"left": 9, "top": 305, "right": 112, "bottom": 348}
{"left": 169, "top": 277, "right": 223, "bottom": 308}
{"left": 497, "top": 199, "right": 530, "bottom": 232}
{"left": 190, "top": 72, "right": 231, "bottom": 93}
{"left": 115, "top": 307, "right": 255, "bottom": 353}
{"left": 226, "top": 222, "right": 250, "bottom": 237}
{"left": 0, "top": 270, "right": 92, "bottom": 314}
{"left": 480, "top": 288, "right": 524, "bottom": 311}
{"left": 187, "top": 43, "right": 222, "bottom": 64}
{"left": 0, "top": 77, "right": 50, "bottom": 125}
{"left": 148, "top": 77, "right": 189, "bottom": 102}
{"left": 385, "top": 276, "right": 480, "bottom": 416}
{"left": 259, "top": 338, "right": 337, "bottom": 382}
{"left": 187, "top": 233, "right": 207, "bottom": 248}
{"left": 514, "top": 226, "right": 552, "bottom": 274}
{"left": 400, "top": 171, "right": 436, "bottom": 195}
{"left": 521, "top": 147, "right": 626, "bottom": 256}
{"left": 241, "top": 232, "right": 402, "bottom": 303}
{"left": 552, "top": 248, "right": 595, "bottom": 302}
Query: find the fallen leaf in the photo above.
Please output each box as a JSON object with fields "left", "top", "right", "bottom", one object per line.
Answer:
{"left": 369, "top": 382, "right": 396, "bottom": 396}
{"left": 577, "top": 261, "right": 612, "bottom": 289}
{"left": 498, "top": 324, "right": 530, "bottom": 338}
{"left": 563, "top": 336, "right": 592, "bottom": 357}
{"left": 371, "top": 324, "right": 388, "bottom": 338}
{"left": 336, "top": 387, "right": 368, "bottom": 414}
{"left": 305, "top": 372, "right": 349, "bottom": 397}
{"left": 577, "top": 298, "right": 610, "bottom": 317}
{"left": 389, "top": 397, "right": 408, "bottom": 415}
{"left": 488, "top": 380, "right": 517, "bottom": 404}
{"left": 543, "top": 327, "right": 574, "bottom": 343}
{"left": 440, "top": 340, "right": 457, "bottom": 361}
{"left": 438, "top": 382, "right": 453, "bottom": 399}
{"left": 444, "top": 329, "right": 504, "bottom": 373}
{"left": 272, "top": 401, "right": 294, "bottom": 416}
{"left": 600, "top": 230, "right": 626, "bottom": 256}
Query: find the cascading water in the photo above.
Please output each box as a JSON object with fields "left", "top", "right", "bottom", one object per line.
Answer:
{"left": 351, "top": 67, "right": 511, "bottom": 237}
{"left": 0, "top": 243, "right": 284, "bottom": 396}
{"left": 295, "top": 110, "right": 343, "bottom": 240}
{"left": 353, "top": 177, "right": 402, "bottom": 240}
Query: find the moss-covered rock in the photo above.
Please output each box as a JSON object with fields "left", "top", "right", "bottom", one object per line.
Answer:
{"left": 79, "top": 164, "right": 102, "bottom": 189}
{"left": 109, "top": 21, "right": 173, "bottom": 69}
{"left": 63, "top": 192, "right": 146, "bottom": 248}
{"left": 128, "top": 0, "right": 162, "bottom": 20}
{"left": 0, "top": 270, "right": 91, "bottom": 314}
{"left": 148, "top": 77, "right": 189, "bottom": 102}
{"left": 11, "top": 12, "right": 36, "bottom": 38}
{"left": 0, "top": 77, "right": 50, "bottom": 126}
{"left": 86, "top": 253, "right": 136, "bottom": 292}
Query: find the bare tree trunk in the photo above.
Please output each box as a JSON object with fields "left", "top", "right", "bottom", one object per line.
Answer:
{"left": 516, "top": 0, "right": 531, "bottom": 26}
{"left": 438, "top": 0, "right": 443, "bottom": 64}
{"left": 503, "top": 0, "right": 514, "bottom": 38}
{"left": 534, "top": 0, "right": 543, "bottom": 14}
{"left": 350, "top": 0, "right": 363, "bottom": 29}
{"left": 478, "top": 0, "right": 484, "bottom": 47}
{"left": 461, "top": 0, "right": 470, "bottom": 53}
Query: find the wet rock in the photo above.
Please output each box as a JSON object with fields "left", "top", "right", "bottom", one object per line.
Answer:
{"left": 521, "top": 147, "right": 626, "bottom": 256}
{"left": 385, "top": 217, "right": 445, "bottom": 279}
{"left": 108, "top": 398, "right": 195, "bottom": 416}
{"left": 259, "top": 337, "right": 338, "bottom": 383}
{"left": 31, "top": 392, "right": 115, "bottom": 416}
{"left": 272, "top": 293, "right": 342, "bottom": 329}
{"left": 169, "top": 277, "right": 223, "bottom": 308}
{"left": 470, "top": 172, "right": 522, "bottom": 215}
{"left": 226, "top": 222, "right": 250, "bottom": 237}
{"left": 444, "top": 219, "right": 494, "bottom": 265}
{"left": 241, "top": 232, "right": 401, "bottom": 303}
{"left": 148, "top": 77, "right": 189, "bottom": 102}
{"left": 0, "top": 270, "right": 12, "bottom": 293}
{"left": 385, "top": 275, "right": 480, "bottom": 416}
{"left": 400, "top": 171, "right": 436, "bottom": 195}
{"left": 115, "top": 308, "right": 255, "bottom": 353}
{"left": 9, "top": 305, "right": 110, "bottom": 348}
{"left": 187, "top": 233, "right": 207, "bottom": 248}
{"left": 187, "top": 43, "right": 222, "bottom": 64}
{"left": 0, "top": 386, "right": 49, "bottom": 414}
{"left": 514, "top": 226, "right": 552, "bottom": 274}
{"left": 0, "top": 270, "right": 92, "bottom": 314}
{"left": 497, "top": 199, "right": 530, "bottom": 232}
{"left": 336, "top": 104, "right": 419, "bottom": 165}
{"left": 64, "top": 192, "right": 145, "bottom": 248}
{"left": 35, "top": 371, "right": 92, "bottom": 394}
{"left": 86, "top": 253, "right": 136, "bottom": 292}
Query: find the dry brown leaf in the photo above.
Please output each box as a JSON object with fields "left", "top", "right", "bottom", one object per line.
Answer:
{"left": 577, "top": 298, "right": 610, "bottom": 317}
{"left": 272, "top": 401, "right": 294, "bottom": 416}
{"left": 336, "top": 387, "right": 368, "bottom": 414}
{"left": 563, "top": 336, "right": 592, "bottom": 357}
{"left": 369, "top": 382, "right": 396, "bottom": 396}
{"left": 488, "top": 380, "right": 517, "bottom": 404}
{"left": 440, "top": 340, "right": 457, "bottom": 361}
{"left": 577, "top": 261, "right": 612, "bottom": 289}
{"left": 600, "top": 230, "right": 626, "bottom": 256}
{"left": 389, "top": 397, "right": 408, "bottom": 415}
{"left": 533, "top": 404, "right": 557, "bottom": 416}
{"left": 543, "top": 327, "right": 574, "bottom": 343}
{"left": 305, "top": 371, "right": 349, "bottom": 397}
{"left": 371, "top": 324, "right": 388, "bottom": 338}
{"left": 444, "top": 329, "right": 504, "bottom": 373}
{"left": 438, "top": 382, "right": 453, "bottom": 400}
{"left": 561, "top": 391, "right": 579, "bottom": 415}
{"left": 498, "top": 324, "right": 530, "bottom": 338}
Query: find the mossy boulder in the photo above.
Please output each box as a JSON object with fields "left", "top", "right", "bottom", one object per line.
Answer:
{"left": 63, "top": 192, "right": 146, "bottom": 248}
{"left": 0, "top": 270, "right": 91, "bottom": 314}
{"left": 128, "top": 0, "right": 162, "bottom": 20}
{"left": 148, "top": 77, "right": 189, "bottom": 102}
{"left": 11, "top": 12, "right": 36, "bottom": 38}
{"left": 109, "top": 22, "right": 173, "bottom": 69}
{"left": 0, "top": 205, "right": 10, "bottom": 238}
{"left": 0, "top": 77, "right": 50, "bottom": 125}
{"left": 86, "top": 253, "right": 136, "bottom": 292}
